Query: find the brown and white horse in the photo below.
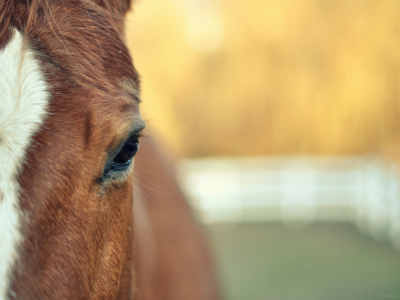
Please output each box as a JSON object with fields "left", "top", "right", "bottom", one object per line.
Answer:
{"left": 0, "top": 0, "right": 219, "bottom": 299}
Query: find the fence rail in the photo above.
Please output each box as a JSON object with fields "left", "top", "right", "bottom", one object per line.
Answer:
{"left": 178, "top": 156, "right": 400, "bottom": 249}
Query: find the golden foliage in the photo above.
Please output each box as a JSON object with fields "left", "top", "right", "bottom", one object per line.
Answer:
{"left": 126, "top": 0, "right": 400, "bottom": 157}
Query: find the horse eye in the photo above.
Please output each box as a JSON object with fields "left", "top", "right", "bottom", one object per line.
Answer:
{"left": 110, "top": 136, "right": 139, "bottom": 171}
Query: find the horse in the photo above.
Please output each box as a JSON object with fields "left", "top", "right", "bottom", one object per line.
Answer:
{"left": 0, "top": 0, "right": 220, "bottom": 299}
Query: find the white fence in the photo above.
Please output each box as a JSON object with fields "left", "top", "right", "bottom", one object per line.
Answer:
{"left": 178, "top": 156, "right": 400, "bottom": 249}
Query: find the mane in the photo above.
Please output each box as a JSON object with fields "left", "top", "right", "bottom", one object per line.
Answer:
{"left": 0, "top": 0, "right": 130, "bottom": 41}
{"left": 0, "top": 0, "right": 138, "bottom": 96}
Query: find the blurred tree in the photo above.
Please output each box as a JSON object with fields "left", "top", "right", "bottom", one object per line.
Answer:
{"left": 127, "top": 0, "right": 400, "bottom": 158}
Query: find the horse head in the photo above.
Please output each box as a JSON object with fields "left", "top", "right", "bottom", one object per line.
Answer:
{"left": 0, "top": 0, "right": 144, "bottom": 298}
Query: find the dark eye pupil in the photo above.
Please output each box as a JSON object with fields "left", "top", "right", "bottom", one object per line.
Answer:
{"left": 114, "top": 138, "right": 139, "bottom": 164}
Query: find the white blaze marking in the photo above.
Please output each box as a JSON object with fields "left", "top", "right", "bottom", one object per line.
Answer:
{"left": 0, "top": 29, "right": 49, "bottom": 299}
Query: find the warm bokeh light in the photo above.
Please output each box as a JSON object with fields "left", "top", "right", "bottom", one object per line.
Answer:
{"left": 127, "top": 0, "right": 400, "bottom": 158}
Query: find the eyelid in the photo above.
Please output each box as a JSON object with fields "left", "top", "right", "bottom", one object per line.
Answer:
{"left": 128, "top": 120, "right": 146, "bottom": 138}
{"left": 131, "top": 131, "right": 145, "bottom": 139}
{"left": 131, "top": 130, "right": 143, "bottom": 137}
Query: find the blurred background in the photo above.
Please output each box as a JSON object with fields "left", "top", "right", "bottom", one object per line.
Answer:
{"left": 126, "top": 0, "right": 400, "bottom": 299}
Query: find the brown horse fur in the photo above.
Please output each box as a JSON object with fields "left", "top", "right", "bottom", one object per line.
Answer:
{"left": 134, "top": 137, "right": 220, "bottom": 300}
{"left": 0, "top": 0, "right": 220, "bottom": 299}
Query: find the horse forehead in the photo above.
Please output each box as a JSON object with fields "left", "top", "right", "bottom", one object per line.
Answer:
{"left": 0, "top": 29, "right": 49, "bottom": 299}
{"left": 37, "top": 14, "right": 141, "bottom": 124}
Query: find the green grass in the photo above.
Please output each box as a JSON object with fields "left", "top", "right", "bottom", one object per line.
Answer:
{"left": 206, "top": 223, "right": 400, "bottom": 300}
